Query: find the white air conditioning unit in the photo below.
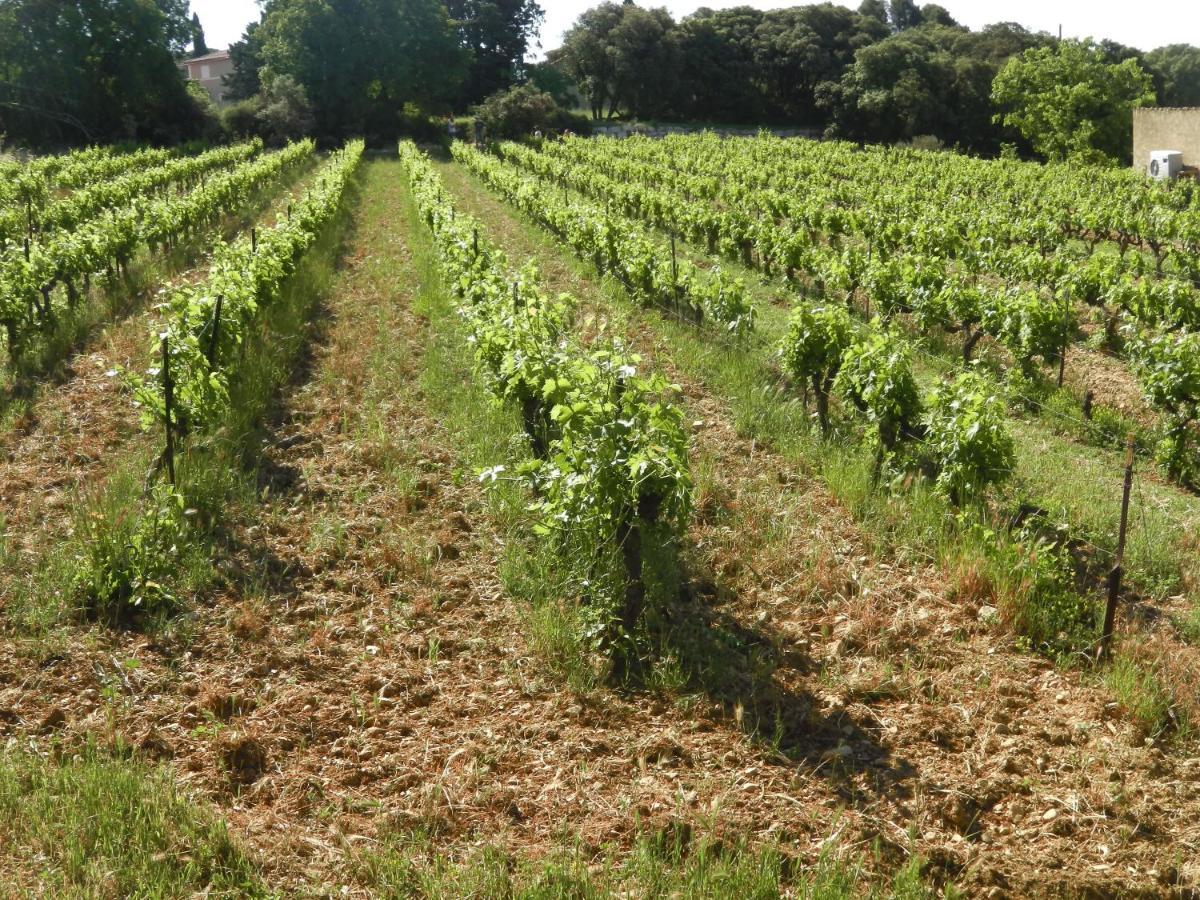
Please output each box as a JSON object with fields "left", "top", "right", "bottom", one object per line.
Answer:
{"left": 1149, "top": 150, "right": 1183, "bottom": 180}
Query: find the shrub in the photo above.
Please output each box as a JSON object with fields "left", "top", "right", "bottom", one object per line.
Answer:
{"left": 473, "top": 84, "right": 587, "bottom": 140}
{"left": 924, "top": 370, "right": 1015, "bottom": 505}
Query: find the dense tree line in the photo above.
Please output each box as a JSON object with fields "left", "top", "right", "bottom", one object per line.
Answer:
{"left": 0, "top": 0, "right": 209, "bottom": 146}
{"left": 3, "top": 0, "right": 1200, "bottom": 157}
{"left": 0, "top": 0, "right": 545, "bottom": 148}
{"left": 549, "top": 1, "right": 1200, "bottom": 157}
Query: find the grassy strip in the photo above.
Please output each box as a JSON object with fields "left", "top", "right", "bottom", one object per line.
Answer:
{"left": 0, "top": 153, "right": 319, "bottom": 429}
{"left": 383, "top": 157, "right": 947, "bottom": 898}
{"left": 0, "top": 742, "right": 267, "bottom": 896}
{"left": 353, "top": 827, "right": 937, "bottom": 899}
{"left": 2, "top": 164, "right": 357, "bottom": 640}
{"left": 482, "top": 146, "right": 1200, "bottom": 606}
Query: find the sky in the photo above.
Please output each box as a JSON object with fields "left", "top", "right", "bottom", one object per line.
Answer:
{"left": 189, "top": 0, "right": 1200, "bottom": 57}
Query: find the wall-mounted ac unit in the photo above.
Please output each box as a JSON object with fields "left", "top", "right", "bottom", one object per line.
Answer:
{"left": 1149, "top": 150, "right": 1183, "bottom": 180}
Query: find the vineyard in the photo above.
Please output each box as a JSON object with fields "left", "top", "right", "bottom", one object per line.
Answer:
{"left": 0, "top": 135, "right": 1199, "bottom": 897}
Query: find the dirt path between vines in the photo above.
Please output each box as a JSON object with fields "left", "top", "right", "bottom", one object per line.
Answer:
{"left": 3, "top": 157, "right": 1198, "bottom": 897}
{"left": 433, "top": 158, "right": 1200, "bottom": 898}
{"left": 0, "top": 161, "right": 320, "bottom": 595}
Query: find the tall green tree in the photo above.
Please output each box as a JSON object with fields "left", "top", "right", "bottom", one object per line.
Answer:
{"left": 0, "top": 0, "right": 205, "bottom": 146}
{"left": 609, "top": 4, "right": 679, "bottom": 119}
{"left": 444, "top": 0, "right": 544, "bottom": 106}
{"left": 225, "top": 20, "right": 264, "bottom": 102}
{"left": 256, "top": 0, "right": 468, "bottom": 137}
{"left": 992, "top": 38, "right": 1156, "bottom": 165}
{"left": 823, "top": 21, "right": 1045, "bottom": 151}
{"left": 550, "top": 2, "right": 632, "bottom": 119}
{"left": 752, "top": 4, "right": 887, "bottom": 124}
{"left": 190, "top": 11, "right": 208, "bottom": 56}
{"left": 675, "top": 6, "right": 767, "bottom": 122}
{"left": 155, "top": 0, "right": 194, "bottom": 53}
{"left": 1145, "top": 44, "right": 1200, "bottom": 106}
{"left": 887, "top": 0, "right": 921, "bottom": 31}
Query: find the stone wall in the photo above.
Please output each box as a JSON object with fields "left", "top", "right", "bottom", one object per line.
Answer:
{"left": 1132, "top": 108, "right": 1200, "bottom": 172}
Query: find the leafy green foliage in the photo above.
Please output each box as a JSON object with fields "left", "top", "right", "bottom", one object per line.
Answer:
{"left": 257, "top": 0, "right": 468, "bottom": 137}
{"left": 835, "top": 329, "right": 922, "bottom": 459}
{"left": 1128, "top": 329, "right": 1200, "bottom": 482}
{"left": 401, "top": 140, "right": 692, "bottom": 664}
{"left": 779, "top": 302, "right": 855, "bottom": 432}
{"left": 458, "top": 141, "right": 756, "bottom": 338}
{"left": 924, "top": 370, "right": 1015, "bottom": 504}
{"left": 0, "top": 0, "right": 212, "bottom": 147}
{"left": 991, "top": 39, "right": 1156, "bottom": 165}
{"left": 0, "top": 140, "right": 298, "bottom": 363}
{"left": 73, "top": 482, "right": 191, "bottom": 623}
{"left": 134, "top": 141, "right": 358, "bottom": 433}
{"left": 472, "top": 84, "right": 579, "bottom": 140}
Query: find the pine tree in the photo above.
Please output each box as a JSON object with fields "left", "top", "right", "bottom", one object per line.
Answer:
{"left": 191, "top": 12, "right": 209, "bottom": 57}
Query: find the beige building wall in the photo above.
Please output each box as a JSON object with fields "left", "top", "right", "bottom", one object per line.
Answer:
{"left": 1132, "top": 107, "right": 1200, "bottom": 172}
{"left": 182, "top": 52, "right": 235, "bottom": 106}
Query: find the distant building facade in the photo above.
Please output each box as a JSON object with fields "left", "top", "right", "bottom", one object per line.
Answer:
{"left": 179, "top": 50, "right": 234, "bottom": 106}
{"left": 1132, "top": 108, "right": 1200, "bottom": 174}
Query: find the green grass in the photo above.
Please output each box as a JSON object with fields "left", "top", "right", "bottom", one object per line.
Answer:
{"left": 353, "top": 826, "right": 946, "bottom": 899}
{"left": 0, "top": 743, "right": 267, "bottom": 897}
{"left": 393, "top": 159, "right": 605, "bottom": 692}
{"left": 1104, "top": 653, "right": 1182, "bottom": 741}
{"left": 434, "top": 158, "right": 1101, "bottom": 659}
{"left": 2, "top": 164, "right": 354, "bottom": 639}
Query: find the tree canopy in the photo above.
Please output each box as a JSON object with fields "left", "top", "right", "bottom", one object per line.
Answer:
{"left": 0, "top": 0, "right": 207, "bottom": 146}
{"left": 445, "top": 0, "right": 545, "bottom": 105}
{"left": 992, "top": 39, "right": 1156, "bottom": 165}
{"left": 1144, "top": 44, "right": 1200, "bottom": 107}
{"left": 255, "top": 0, "right": 468, "bottom": 138}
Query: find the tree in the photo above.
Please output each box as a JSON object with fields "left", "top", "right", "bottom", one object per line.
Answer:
{"left": 0, "top": 0, "right": 206, "bottom": 146}
{"left": 155, "top": 0, "right": 194, "bottom": 53}
{"left": 675, "top": 6, "right": 767, "bottom": 122}
{"left": 858, "top": 0, "right": 888, "bottom": 27}
{"left": 823, "top": 25, "right": 1020, "bottom": 152}
{"left": 527, "top": 60, "right": 579, "bottom": 109}
{"left": 445, "top": 1, "right": 545, "bottom": 105}
{"left": 992, "top": 39, "right": 1155, "bottom": 165}
{"left": 256, "top": 74, "right": 315, "bottom": 143}
{"left": 225, "top": 20, "right": 264, "bottom": 102}
{"left": 920, "top": 4, "right": 959, "bottom": 27}
{"left": 191, "top": 12, "right": 208, "bottom": 57}
{"left": 1145, "top": 44, "right": 1200, "bottom": 106}
{"left": 752, "top": 4, "right": 887, "bottom": 125}
{"left": 609, "top": 5, "right": 679, "bottom": 119}
{"left": 473, "top": 83, "right": 577, "bottom": 138}
{"left": 550, "top": 3, "right": 625, "bottom": 120}
{"left": 551, "top": 2, "right": 677, "bottom": 120}
{"left": 887, "top": 0, "right": 922, "bottom": 32}
{"left": 256, "top": 0, "right": 468, "bottom": 138}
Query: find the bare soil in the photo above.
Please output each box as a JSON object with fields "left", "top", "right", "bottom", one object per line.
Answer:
{"left": 1, "top": 160, "right": 1198, "bottom": 898}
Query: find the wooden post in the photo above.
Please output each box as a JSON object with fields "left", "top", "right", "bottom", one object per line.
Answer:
{"left": 670, "top": 232, "right": 679, "bottom": 313}
{"left": 206, "top": 295, "right": 224, "bottom": 370}
{"left": 473, "top": 227, "right": 479, "bottom": 259}
{"left": 512, "top": 281, "right": 520, "bottom": 312}
{"left": 287, "top": 203, "right": 292, "bottom": 222}
{"left": 161, "top": 336, "right": 176, "bottom": 486}
{"left": 1057, "top": 294, "right": 1070, "bottom": 389}
{"left": 251, "top": 227, "right": 257, "bottom": 254}
{"left": 1083, "top": 389, "right": 1095, "bottom": 421}
{"left": 1098, "top": 435, "right": 1135, "bottom": 662}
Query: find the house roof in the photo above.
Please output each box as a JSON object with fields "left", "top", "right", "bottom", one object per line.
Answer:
{"left": 187, "top": 50, "right": 230, "bottom": 63}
